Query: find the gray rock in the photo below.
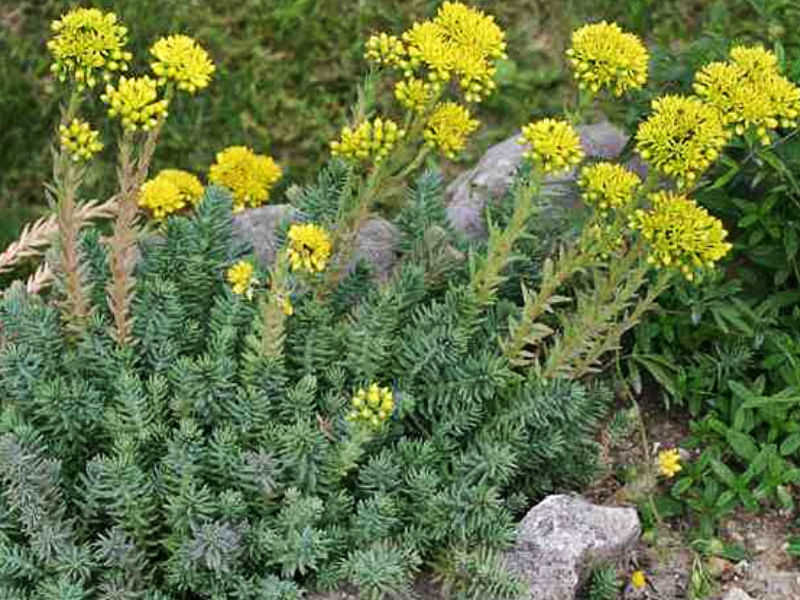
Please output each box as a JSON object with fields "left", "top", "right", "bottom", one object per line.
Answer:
{"left": 445, "top": 121, "right": 634, "bottom": 240}
{"left": 232, "top": 204, "right": 296, "bottom": 267}
{"left": 503, "top": 494, "right": 640, "bottom": 600}
{"left": 230, "top": 121, "right": 636, "bottom": 277}
{"left": 232, "top": 205, "right": 400, "bottom": 280}
{"left": 721, "top": 587, "right": 755, "bottom": 600}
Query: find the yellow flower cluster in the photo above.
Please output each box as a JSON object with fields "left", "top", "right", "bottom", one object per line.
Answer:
{"left": 631, "top": 191, "right": 732, "bottom": 280}
{"left": 100, "top": 76, "right": 170, "bottom": 132}
{"left": 226, "top": 260, "right": 255, "bottom": 297}
{"left": 631, "top": 570, "right": 647, "bottom": 590}
{"left": 365, "top": 33, "right": 406, "bottom": 67}
{"left": 578, "top": 162, "right": 641, "bottom": 211}
{"left": 367, "top": 1, "right": 506, "bottom": 103}
{"left": 59, "top": 118, "right": 103, "bottom": 161}
{"left": 694, "top": 45, "right": 800, "bottom": 145}
{"left": 520, "top": 119, "right": 584, "bottom": 174}
{"left": 566, "top": 21, "right": 649, "bottom": 96}
{"left": 346, "top": 383, "right": 395, "bottom": 429}
{"left": 657, "top": 448, "right": 682, "bottom": 478}
{"left": 286, "top": 223, "right": 332, "bottom": 274}
{"left": 635, "top": 95, "right": 729, "bottom": 187}
{"left": 47, "top": 8, "right": 132, "bottom": 88}
{"left": 138, "top": 169, "right": 204, "bottom": 220}
{"left": 330, "top": 118, "right": 405, "bottom": 164}
{"left": 208, "top": 146, "right": 282, "bottom": 212}
{"left": 150, "top": 35, "right": 216, "bottom": 94}
{"left": 395, "top": 77, "right": 441, "bottom": 113}
{"left": 423, "top": 102, "right": 479, "bottom": 159}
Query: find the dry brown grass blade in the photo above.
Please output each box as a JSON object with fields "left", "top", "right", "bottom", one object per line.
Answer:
{"left": 25, "top": 262, "right": 54, "bottom": 295}
{"left": 0, "top": 197, "right": 118, "bottom": 277}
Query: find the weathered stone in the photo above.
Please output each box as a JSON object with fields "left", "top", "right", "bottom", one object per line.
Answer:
{"left": 445, "top": 121, "right": 635, "bottom": 240}
{"left": 721, "top": 587, "right": 755, "bottom": 600}
{"left": 231, "top": 204, "right": 296, "bottom": 267}
{"left": 503, "top": 494, "right": 640, "bottom": 600}
{"left": 231, "top": 205, "right": 400, "bottom": 280}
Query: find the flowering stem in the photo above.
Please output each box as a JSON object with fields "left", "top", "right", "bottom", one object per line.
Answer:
{"left": 52, "top": 87, "right": 90, "bottom": 336}
{"left": 500, "top": 235, "right": 589, "bottom": 365}
{"left": 260, "top": 255, "right": 289, "bottom": 358}
{"left": 472, "top": 174, "right": 541, "bottom": 306}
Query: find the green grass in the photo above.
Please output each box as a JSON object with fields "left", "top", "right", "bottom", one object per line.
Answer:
{"left": 1, "top": 0, "right": 798, "bottom": 251}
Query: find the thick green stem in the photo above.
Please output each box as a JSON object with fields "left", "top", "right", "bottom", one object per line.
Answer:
{"left": 472, "top": 176, "right": 540, "bottom": 306}
{"left": 501, "top": 239, "right": 588, "bottom": 365}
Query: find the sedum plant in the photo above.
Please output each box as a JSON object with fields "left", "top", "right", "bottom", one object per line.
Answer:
{"left": 0, "top": 2, "right": 776, "bottom": 599}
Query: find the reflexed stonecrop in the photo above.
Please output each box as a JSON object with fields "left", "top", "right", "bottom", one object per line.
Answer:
{"left": 693, "top": 45, "right": 800, "bottom": 145}
{"left": 286, "top": 223, "right": 332, "bottom": 274}
{"left": 138, "top": 169, "right": 204, "bottom": 219}
{"left": 59, "top": 118, "right": 103, "bottom": 161}
{"left": 630, "top": 191, "right": 733, "bottom": 281}
{"left": 346, "top": 383, "right": 396, "bottom": 429}
{"left": 423, "top": 102, "right": 479, "bottom": 159}
{"left": 364, "top": 32, "right": 406, "bottom": 67}
{"left": 367, "top": 1, "right": 506, "bottom": 103}
{"left": 395, "top": 77, "right": 441, "bottom": 113}
{"left": 566, "top": 21, "right": 649, "bottom": 96}
{"left": 150, "top": 34, "right": 216, "bottom": 94}
{"left": 100, "top": 75, "right": 170, "bottom": 132}
{"left": 578, "top": 162, "right": 641, "bottom": 212}
{"left": 330, "top": 118, "right": 405, "bottom": 164}
{"left": 47, "top": 7, "right": 132, "bottom": 88}
{"left": 226, "top": 260, "right": 256, "bottom": 297}
{"left": 520, "top": 118, "right": 584, "bottom": 175}
{"left": 138, "top": 169, "right": 203, "bottom": 220}
{"left": 635, "top": 95, "right": 729, "bottom": 187}
{"left": 208, "top": 146, "right": 282, "bottom": 212}
{"left": 657, "top": 448, "right": 682, "bottom": 478}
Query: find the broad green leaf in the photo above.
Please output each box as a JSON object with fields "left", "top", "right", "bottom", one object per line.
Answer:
{"left": 725, "top": 430, "right": 758, "bottom": 462}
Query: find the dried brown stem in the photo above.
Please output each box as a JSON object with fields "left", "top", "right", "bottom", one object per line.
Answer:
{"left": 105, "top": 125, "right": 163, "bottom": 346}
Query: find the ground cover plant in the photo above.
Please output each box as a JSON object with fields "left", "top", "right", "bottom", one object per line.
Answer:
{"left": 3, "top": 2, "right": 800, "bottom": 599}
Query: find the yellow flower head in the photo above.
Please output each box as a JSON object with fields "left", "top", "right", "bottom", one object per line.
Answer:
{"left": 402, "top": 2, "right": 506, "bottom": 103}
{"left": 631, "top": 570, "right": 646, "bottom": 589}
{"left": 395, "top": 77, "right": 441, "bottom": 113}
{"left": 138, "top": 170, "right": 203, "bottom": 219}
{"left": 657, "top": 448, "right": 682, "bottom": 478}
{"left": 423, "top": 102, "right": 479, "bottom": 159}
{"left": 226, "top": 260, "right": 255, "bottom": 297}
{"left": 330, "top": 118, "right": 405, "bottom": 164}
{"left": 694, "top": 45, "right": 800, "bottom": 144}
{"left": 520, "top": 118, "right": 584, "bottom": 174}
{"left": 346, "top": 383, "right": 395, "bottom": 430}
{"left": 158, "top": 169, "right": 205, "bottom": 206}
{"left": 101, "top": 76, "right": 170, "bottom": 132}
{"left": 208, "top": 146, "right": 282, "bottom": 212}
{"left": 566, "top": 21, "right": 649, "bottom": 96}
{"left": 631, "top": 191, "right": 732, "bottom": 280}
{"left": 150, "top": 34, "right": 215, "bottom": 94}
{"left": 47, "top": 8, "right": 132, "bottom": 88}
{"left": 59, "top": 118, "right": 103, "bottom": 161}
{"left": 286, "top": 223, "right": 332, "bottom": 274}
{"left": 635, "top": 95, "right": 729, "bottom": 187}
{"left": 579, "top": 162, "right": 641, "bottom": 212}
{"left": 365, "top": 32, "right": 407, "bottom": 67}
{"left": 139, "top": 176, "right": 184, "bottom": 220}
